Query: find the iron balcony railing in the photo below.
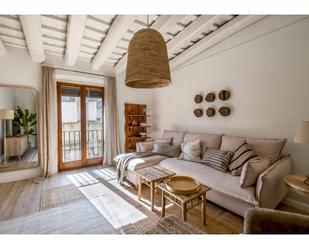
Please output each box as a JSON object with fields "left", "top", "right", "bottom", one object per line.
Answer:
{"left": 62, "top": 130, "right": 103, "bottom": 162}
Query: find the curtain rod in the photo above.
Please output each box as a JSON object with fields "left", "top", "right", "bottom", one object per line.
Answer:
{"left": 47, "top": 66, "right": 112, "bottom": 78}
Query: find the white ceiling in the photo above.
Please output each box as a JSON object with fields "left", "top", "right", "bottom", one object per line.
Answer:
{"left": 0, "top": 15, "right": 265, "bottom": 73}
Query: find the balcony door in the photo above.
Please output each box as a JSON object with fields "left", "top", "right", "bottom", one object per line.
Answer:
{"left": 57, "top": 82, "right": 104, "bottom": 171}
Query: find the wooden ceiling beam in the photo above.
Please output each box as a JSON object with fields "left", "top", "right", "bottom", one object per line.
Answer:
{"left": 19, "top": 15, "right": 46, "bottom": 63}
{"left": 170, "top": 15, "right": 266, "bottom": 70}
{"left": 91, "top": 15, "right": 138, "bottom": 71}
{"left": 0, "top": 38, "right": 8, "bottom": 56}
{"left": 166, "top": 15, "right": 224, "bottom": 55}
{"left": 65, "top": 15, "right": 87, "bottom": 66}
{"left": 114, "top": 15, "right": 186, "bottom": 74}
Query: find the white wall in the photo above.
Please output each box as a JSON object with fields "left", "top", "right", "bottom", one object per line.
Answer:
{"left": 0, "top": 48, "right": 42, "bottom": 91}
{"left": 116, "top": 72, "right": 156, "bottom": 152}
{"left": 154, "top": 15, "right": 309, "bottom": 207}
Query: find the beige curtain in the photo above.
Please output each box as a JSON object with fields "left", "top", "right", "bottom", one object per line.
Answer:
{"left": 104, "top": 77, "right": 120, "bottom": 165}
{"left": 39, "top": 67, "right": 58, "bottom": 177}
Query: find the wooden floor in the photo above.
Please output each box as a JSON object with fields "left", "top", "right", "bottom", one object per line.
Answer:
{"left": 0, "top": 147, "right": 38, "bottom": 173}
{"left": 0, "top": 166, "right": 306, "bottom": 234}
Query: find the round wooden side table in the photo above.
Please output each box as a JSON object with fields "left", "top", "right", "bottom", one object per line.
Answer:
{"left": 283, "top": 175, "right": 309, "bottom": 198}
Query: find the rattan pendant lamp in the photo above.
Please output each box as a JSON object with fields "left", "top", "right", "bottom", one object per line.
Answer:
{"left": 125, "top": 16, "right": 172, "bottom": 88}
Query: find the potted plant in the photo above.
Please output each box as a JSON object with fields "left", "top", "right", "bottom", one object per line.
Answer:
{"left": 13, "top": 106, "right": 37, "bottom": 146}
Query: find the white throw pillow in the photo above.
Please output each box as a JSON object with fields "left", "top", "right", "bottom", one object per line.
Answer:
{"left": 179, "top": 139, "right": 201, "bottom": 162}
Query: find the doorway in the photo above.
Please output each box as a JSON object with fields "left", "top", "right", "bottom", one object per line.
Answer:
{"left": 57, "top": 82, "right": 104, "bottom": 171}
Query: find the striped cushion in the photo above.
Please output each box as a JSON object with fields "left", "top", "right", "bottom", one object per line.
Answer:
{"left": 229, "top": 142, "right": 257, "bottom": 176}
{"left": 201, "top": 149, "right": 234, "bottom": 172}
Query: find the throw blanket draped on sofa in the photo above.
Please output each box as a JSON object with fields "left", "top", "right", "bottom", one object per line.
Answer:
{"left": 113, "top": 152, "right": 154, "bottom": 184}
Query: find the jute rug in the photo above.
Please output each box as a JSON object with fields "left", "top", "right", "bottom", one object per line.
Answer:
{"left": 40, "top": 184, "right": 85, "bottom": 211}
{"left": 143, "top": 214, "right": 204, "bottom": 234}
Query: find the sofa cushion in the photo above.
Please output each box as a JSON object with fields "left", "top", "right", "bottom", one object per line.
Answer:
{"left": 138, "top": 141, "right": 155, "bottom": 152}
{"left": 220, "top": 135, "right": 246, "bottom": 152}
{"left": 183, "top": 132, "right": 222, "bottom": 156}
{"left": 126, "top": 155, "right": 168, "bottom": 172}
{"left": 155, "top": 137, "right": 173, "bottom": 144}
{"left": 240, "top": 157, "right": 271, "bottom": 188}
{"left": 152, "top": 143, "right": 181, "bottom": 157}
{"left": 159, "top": 158, "right": 258, "bottom": 205}
{"left": 163, "top": 130, "right": 186, "bottom": 146}
{"left": 179, "top": 139, "right": 201, "bottom": 162}
{"left": 201, "top": 149, "right": 233, "bottom": 173}
{"left": 229, "top": 142, "right": 257, "bottom": 175}
{"left": 246, "top": 137, "right": 286, "bottom": 163}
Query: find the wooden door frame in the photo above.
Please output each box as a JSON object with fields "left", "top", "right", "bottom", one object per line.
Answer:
{"left": 57, "top": 82, "right": 104, "bottom": 171}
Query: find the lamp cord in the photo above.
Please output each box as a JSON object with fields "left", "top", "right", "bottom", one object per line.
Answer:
{"left": 147, "top": 15, "right": 149, "bottom": 27}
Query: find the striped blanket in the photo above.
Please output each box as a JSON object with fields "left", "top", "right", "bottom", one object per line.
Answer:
{"left": 113, "top": 152, "right": 154, "bottom": 184}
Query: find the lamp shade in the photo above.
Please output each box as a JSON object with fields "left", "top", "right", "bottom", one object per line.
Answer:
{"left": 125, "top": 28, "right": 171, "bottom": 88}
{"left": 0, "top": 109, "right": 14, "bottom": 120}
{"left": 294, "top": 121, "right": 309, "bottom": 144}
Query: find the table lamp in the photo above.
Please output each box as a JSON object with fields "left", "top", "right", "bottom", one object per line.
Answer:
{"left": 0, "top": 109, "right": 14, "bottom": 165}
{"left": 294, "top": 121, "right": 309, "bottom": 185}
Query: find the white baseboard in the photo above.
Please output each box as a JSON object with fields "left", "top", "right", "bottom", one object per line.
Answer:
{"left": 0, "top": 167, "right": 42, "bottom": 184}
{"left": 282, "top": 197, "right": 309, "bottom": 212}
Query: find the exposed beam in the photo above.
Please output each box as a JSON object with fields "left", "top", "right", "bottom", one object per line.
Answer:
{"left": 91, "top": 15, "right": 138, "bottom": 71}
{"left": 65, "top": 15, "right": 87, "bottom": 66}
{"left": 167, "top": 15, "right": 225, "bottom": 55}
{"left": 19, "top": 15, "right": 46, "bottom": 63}
{"left": 114, "top": 15, "right": 186, "bottom": 74}
{"left": 170, "top": 15, "right": 266, "bottom": 70}
{"left": 0, "top": 39, "right": 8, "bottom": 56}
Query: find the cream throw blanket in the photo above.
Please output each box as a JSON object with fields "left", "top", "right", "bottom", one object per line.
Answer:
{"left": 113, "top": 152, "right": 154, "bottom": 184}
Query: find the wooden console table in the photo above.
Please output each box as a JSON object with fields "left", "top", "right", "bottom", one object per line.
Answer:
{"left": 158, "top": 183, "right": 211, "bottom": 225}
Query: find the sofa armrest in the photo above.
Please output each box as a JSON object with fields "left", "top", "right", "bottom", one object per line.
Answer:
{"left": 256, "top": 155, "right": 292, "bottom": 208}
{"left": 244, "top": 208, "right": 309, "bottom": 234}
{"left": 136, "top": 141, "right": 155, "bottom": 152}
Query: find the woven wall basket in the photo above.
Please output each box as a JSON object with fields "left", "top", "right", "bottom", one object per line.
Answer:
{"left": 125, "top": 28, "right": 172, "bottom": 88}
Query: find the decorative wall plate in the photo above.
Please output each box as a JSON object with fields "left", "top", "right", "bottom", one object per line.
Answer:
{"left": 206, "top": 107, "right": 216, "bottom": 117}
{"left": 193, "top": 108, "right": 203, "bottom": 117}
{"left": 194, "top": 94, "right": 203, "bottom": 103}
{"left": 219, "top": 106, "right": 231, "bottom": 116}
{"left": 218, "top": 90, "right": 231, "bottom": 101}
{"left": 205, "top": 92, "right": 216, "bottom": 102}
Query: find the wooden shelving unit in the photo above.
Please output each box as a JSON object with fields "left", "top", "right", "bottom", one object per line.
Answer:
{"left": 124, "top": 103, "right": 151, "bottom": 152}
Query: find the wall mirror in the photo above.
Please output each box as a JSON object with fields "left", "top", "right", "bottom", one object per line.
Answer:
{"left": 0, "top": 86, "right": 39, "bottom": 173}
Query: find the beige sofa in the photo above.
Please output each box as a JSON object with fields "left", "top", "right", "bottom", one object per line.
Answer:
{"left": 126, "top": 130, "right": 292, "bottom": 217}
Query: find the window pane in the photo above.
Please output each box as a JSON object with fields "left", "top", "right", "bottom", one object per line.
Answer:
{"left": 61, "top": 89, "right": 81, "bottom": 162}
{"left": 86, "top": 89, "right": 103, "bottom": 159}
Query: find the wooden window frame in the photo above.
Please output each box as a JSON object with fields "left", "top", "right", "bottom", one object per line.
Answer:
{"left": 57, "top": 82, "right": 104, "bottom": 171}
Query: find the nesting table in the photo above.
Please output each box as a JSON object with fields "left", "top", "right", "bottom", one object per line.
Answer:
{"left": 135, "top": 165, "right": 176, "bottom": 211}
{"left": 158, "top": 183, "right": 211, "bottom": 225}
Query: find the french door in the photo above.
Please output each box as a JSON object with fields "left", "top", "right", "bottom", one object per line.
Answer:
{"left": 57, "top": 82, "right": 104, "bottom": 171}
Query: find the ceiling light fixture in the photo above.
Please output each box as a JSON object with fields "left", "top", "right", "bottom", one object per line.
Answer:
{"left": 125, "top": 15, "right": 172, "bottom": 88}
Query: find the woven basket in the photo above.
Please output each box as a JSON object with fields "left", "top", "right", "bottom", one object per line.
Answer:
{"left": 125, "top": 28, "right": 171, "bottom": 88}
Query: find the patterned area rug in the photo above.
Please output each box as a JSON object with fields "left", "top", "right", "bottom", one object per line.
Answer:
{"left": 143, "top": 214, "right": 205, "bottom": 234}
{"left": 40, "top": 184, "right": 85, "bottom": 211}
